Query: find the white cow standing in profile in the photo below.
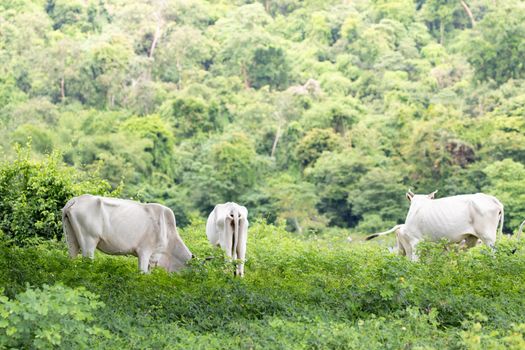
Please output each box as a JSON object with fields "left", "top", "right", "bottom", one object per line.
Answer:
{"left": 206, "top": 202, "right": 248, "bottom": 277}
{"left": 367, "top": 190, "right": 504, "bottom": 261}
{"left": 62, "top": 194, "right": 193, "bottom": 273}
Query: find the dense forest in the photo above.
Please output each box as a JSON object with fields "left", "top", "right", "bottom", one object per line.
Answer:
{"left": 2, "top": 0, "right": 525, "bottom": 235}
{"left": 1, "top": 1, "right": 525, "bottom": 348}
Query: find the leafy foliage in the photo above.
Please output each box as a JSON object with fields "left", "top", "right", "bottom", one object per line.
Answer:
{"left": 0, "top": 146, "right": 114, "bottom": 242}
{"left": 1, "top": 0, "right": 524, "bottom": 234}
{"left": 0, "top": 284, "right": 109, "bottom": 349}
{"left": 0, "top": 221, "right": 524, "bottom": 348}
{"left": 0, "top": 0, "right": 524, "bottom": 347}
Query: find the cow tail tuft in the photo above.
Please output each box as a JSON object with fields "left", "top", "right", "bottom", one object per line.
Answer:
{"left": 62, "top": 199, "right": 79, "bottom": 258}
{"left": 366, "top": 233, "right": 380, "bottom": 241}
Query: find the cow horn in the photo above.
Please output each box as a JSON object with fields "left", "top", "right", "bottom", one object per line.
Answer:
{"left": 408, "top": 189, "right": 415, "bottom": 196}
{"left": 428, "top": 190, "right": 438, "bottom": 199}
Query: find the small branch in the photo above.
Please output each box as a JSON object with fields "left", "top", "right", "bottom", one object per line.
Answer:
{"left": 241, "top": 63, "right": 250, "bottom": 89}
{"left": 460, "top": 0, "right": 476, "bottom": 28}
{"left": 148, "top": 1, "right": 167, "bottom": 59}
{"left": 60, "top": 77, "right": 65, "bottom": 102}
{"left": 440, "top": 20, "right": 445, "bottom": 45}
{"left": 270, "top": 115, "right": 282, "bottom": 158}
{"left": 148, "top": 20, "right": 162, "bottom": 59}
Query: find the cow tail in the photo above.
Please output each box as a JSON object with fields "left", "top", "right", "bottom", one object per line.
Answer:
{"left": 62, "top": 199, "right": 79, "bottom": 258}
{"left": 518, "top": 220, "right": 525, "bottom": 241}
{"left": 366, "top": 225, "right": 402, "bottom": 241}
{"left": 498, "top": 204, "right": 504, "bottom": 239}
{"left": 232, "top": 210, "right": 239, "bottom": 260}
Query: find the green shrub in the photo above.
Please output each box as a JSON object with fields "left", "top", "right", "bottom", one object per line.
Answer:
{"left": 0, "top": 145, "right": 116, "bottom": 243}
{"left": 0, "top": 284, "right": 109, "bottom": 349}
{"left": 0, "top": 221, "right": 523, "bottom": 348}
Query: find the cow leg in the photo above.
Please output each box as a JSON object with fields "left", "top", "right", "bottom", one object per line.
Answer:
{"left": 63, "top": 216, "right": 80, "bottom": 258}
{"left": 234, "top": 220, "right": 247, "bottom": 277}
{"left": 397, "top": 230, "right": 416, "bottom": 260}
{"left": 401, "top": 237, "right": 418, "bottom": 262}
{"left": 235, "top": 263, "right": 244, "bottom": 277}
{"left": 396, "top": 239, "right": 407, "bottom": 256}
{"left": 137, "top": 250, "right": 153, "bottom": 273}
{"left": 149, "top": 252, "right": 161, "bottom": 270}
{"left": 81, "top": 238, "right": 97, "bottom": 259}
{"left": 394, "top": 229, "right": 407, "bottom": 256}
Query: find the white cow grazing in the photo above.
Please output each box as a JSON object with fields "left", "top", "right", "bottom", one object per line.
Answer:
{"left": 367, "top": 190, "right": 504, "bottom": 261}
{"left": 62, "top": 194, "right": 192, "bottom": 273}
{"left": 206, "top": 202, "right": 248, "bottom": 277}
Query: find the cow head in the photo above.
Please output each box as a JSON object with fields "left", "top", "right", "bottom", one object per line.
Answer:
{"left": 156, "top": 232, "right": 193, "bottom": 272}
{"left": 406, "top": 189, "right": 438, "bottom": 202}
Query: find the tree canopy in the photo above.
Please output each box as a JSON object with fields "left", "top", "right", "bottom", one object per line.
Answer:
{"left": 1, "top": 0, "right": 524, "bottom": 234}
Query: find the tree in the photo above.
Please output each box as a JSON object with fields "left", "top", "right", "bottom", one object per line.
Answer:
{"left": 212, "top": 4, "right": 273, "bottom": 88}
{"left": 295, "top": 128, "right": 340, "bottom": 168}
{"left": 420, "top": 0, "right": 461, "bottom": 44}
{"left": 465, "top": 6, "right": 525, "bottom": 85}
{"left": 349, "top": 168, "right": 408, "bottom": 232}
{"left": 403, "top": 119, "right": 477, "bottom": 190}
{"left": 81, "top": 35, "right": 133, "bottom": 107}
{"left": 160, "top": 97, "right": 221, "bottom": 138}
{"left": 248, "top": 46, "right": 290, "bottom": 90}
{"left": 188, "top": 132, "right": 261, "bottom": 213}
{"left": 305, "top": 150, "right": 370, "bottom": 227}
{"left": 302, "top": 97, "right": 362, "bottom": 136}
{"left": 153, "top": 25, "right": 212, "bottom": 87}
{"left": 371, "top": 0, "right": 416, "bottom": 25}
{"left": 40, "top": 34, "right": 82, "bottom": 103}
{"left": 0, "top": 146, "right": 114, "bottom": 242}
{"left": 482, "top": 159, "right": 525, "bottom": 233}
{"left": 120, "top": 115, "right": 175, "bottom": 178}
{"left": 267, "top": 173, "right": 326, "bottom": 234}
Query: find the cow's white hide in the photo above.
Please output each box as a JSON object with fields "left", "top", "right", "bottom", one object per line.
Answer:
{"left": 62, "top": 195, "right": 192, "bottom": 273}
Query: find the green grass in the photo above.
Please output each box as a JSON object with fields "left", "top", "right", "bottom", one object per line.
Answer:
{"left": 1, "top": 220, "right": 524, "bottom": 349}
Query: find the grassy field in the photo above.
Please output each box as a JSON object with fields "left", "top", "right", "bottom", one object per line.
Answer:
{"left": 1, "top": 220, "right": 524, "bottom": 349}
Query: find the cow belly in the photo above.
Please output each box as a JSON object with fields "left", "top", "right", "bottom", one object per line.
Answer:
{"left": 413, "top": 206, "right": 476, "bottom": 241}
{"left": 96, "top": 239, "right": 137, "bottom": 255}
{"left": 425, "top": 224, "right": 476, "bottom": 242}
{"left": 97, "top": 219, "right": 156, "bottom": 254}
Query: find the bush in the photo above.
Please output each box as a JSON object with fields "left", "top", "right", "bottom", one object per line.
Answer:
{"left": 0, "top": 284, "right": 109, "bottom": 349}
{"left": 0, "top": 145, "right": 116, "bottom": 243}
{"left": 0, "top": 221, "right": 524, "bottom": 348}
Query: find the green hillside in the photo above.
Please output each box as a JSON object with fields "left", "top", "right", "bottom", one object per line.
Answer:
{"left": 1, "top": 0, "right": 525, "bottom": 348}
{"left": 2, "top": 0, "right": 524, "bottom": 234}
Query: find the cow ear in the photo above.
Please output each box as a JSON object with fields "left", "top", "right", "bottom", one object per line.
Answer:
{"left": 428, "top": 190, "right": 438, "bottom": 199}
{"left": 406, "top": 192, "right": 414, "bottom": 202}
